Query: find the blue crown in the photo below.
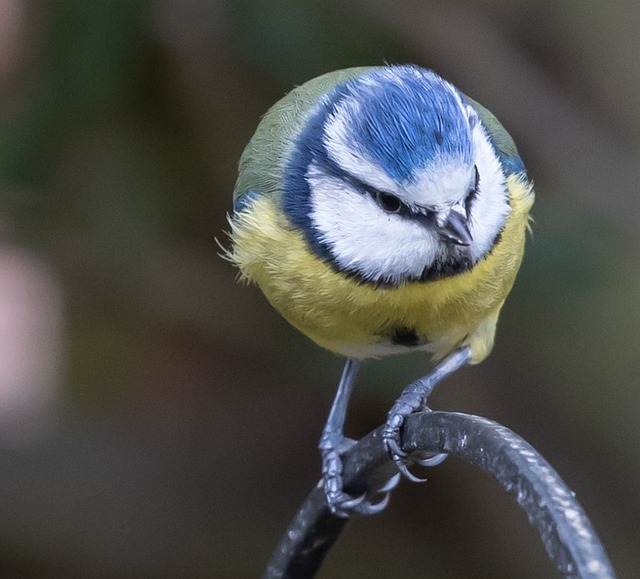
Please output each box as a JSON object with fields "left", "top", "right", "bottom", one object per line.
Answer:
{"left": 338, "top": 66, "right": 474, "bottom": 182}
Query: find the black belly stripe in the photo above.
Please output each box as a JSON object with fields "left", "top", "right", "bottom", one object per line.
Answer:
{"left": 391, "top": 327, "right": 420, "bottom": 347}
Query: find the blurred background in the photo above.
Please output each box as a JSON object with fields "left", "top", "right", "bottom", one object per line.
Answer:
{"left": 0, "top": 0, "right": 639, "bottom": 577}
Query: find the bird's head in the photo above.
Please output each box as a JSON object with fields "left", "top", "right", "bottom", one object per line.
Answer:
{"left": 283, "top": 65, "right": 511, "bottom": 286}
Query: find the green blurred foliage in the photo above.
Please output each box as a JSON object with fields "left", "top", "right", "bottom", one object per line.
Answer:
{"left": 0, "top": 0, "right": 638, "bottom": 577}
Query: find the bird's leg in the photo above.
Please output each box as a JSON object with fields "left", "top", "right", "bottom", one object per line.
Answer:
{"left": 383, "top": 346, "right": 472, "bottom": 480}
{"left": 319, "top": 358, "right": 398, "bottom": 517}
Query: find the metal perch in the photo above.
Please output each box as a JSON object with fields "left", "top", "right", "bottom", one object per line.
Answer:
{"left": 263, "top": 411, "right": 615, "bottom": 579}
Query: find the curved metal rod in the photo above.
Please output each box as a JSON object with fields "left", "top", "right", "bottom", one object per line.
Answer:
{"left": 262, "top": 411, "right": 615, "bottom": 579}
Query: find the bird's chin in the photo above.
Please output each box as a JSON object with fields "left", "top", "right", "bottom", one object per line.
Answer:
{"left": 418, "top": 252, "right": 474, "bottom": 282}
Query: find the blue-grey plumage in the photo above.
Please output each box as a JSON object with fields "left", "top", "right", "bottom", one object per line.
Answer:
{"left": 229, "top": 65, "right": 534, "bottom": 516}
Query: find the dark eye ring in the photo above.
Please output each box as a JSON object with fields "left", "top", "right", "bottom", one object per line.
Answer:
{"left": 376, "top": 191, "right": 402, "bottom": 214}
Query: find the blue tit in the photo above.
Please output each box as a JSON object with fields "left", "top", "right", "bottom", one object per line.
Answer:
{"left": 228, "top": 65, "right": 534, "bottom": 517}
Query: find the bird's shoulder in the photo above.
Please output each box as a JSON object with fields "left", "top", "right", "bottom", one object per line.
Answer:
{"left": 233, "top": 67, "right": 372, "bottom": 212}
{"left": 464, "top": 95, "right": 528, "bottom": 179}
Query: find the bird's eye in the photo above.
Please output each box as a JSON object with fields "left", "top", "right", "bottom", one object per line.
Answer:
{"left": 376, "top": 191, "right": 402, "bottom": 214}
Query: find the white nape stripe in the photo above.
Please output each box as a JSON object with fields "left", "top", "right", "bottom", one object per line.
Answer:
{"left": 448, "top": 84, "right": 479, "bottom": 132}
{"left": 323, "top": 99, "right": 400, "bottom": 195}
{"left": 467, "top": 122, "right": 510, "bottom": 262}
{"left": 307, "top": 164, "right": 441, "bottom": 284}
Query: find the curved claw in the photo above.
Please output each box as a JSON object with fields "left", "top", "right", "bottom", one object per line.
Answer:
{"left": 335, "top": 492, "right": 366, "bottom": 511}
{"left": 328, "top": 489, "right": 392, "bottom": 518}
{"left": 394, "top": 458, "right": 427, "bottom": 483}
{"left": 384, "top": 437, "right": 407, "bottom": 459}
{"left": 328, "top": 471, "right": 401, "bottom": 516}
{"left": 413, "top": 452, "right": 448, "bottom": 467}
{"left": 378, "top": 472, "right": 401, "bottom": 494}
{"left": 383, "top": 431, "right": 431, "bottom": 483}
{"left": 326, "top": 491, "right": 365, "bottom": 518}
{"left": 353, "top": 492, "right": 391, "bottom": 515}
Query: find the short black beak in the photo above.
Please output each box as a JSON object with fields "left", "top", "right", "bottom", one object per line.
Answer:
{"left": 439, "top": 211, "right": 473, "bottom": 246}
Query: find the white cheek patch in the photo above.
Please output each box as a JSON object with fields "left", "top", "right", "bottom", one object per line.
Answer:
{"left": 307, "top": 165, "right": 440, "bottom": 284}
{"left": 467, "top": 124, "right": 511, "bottom": 261}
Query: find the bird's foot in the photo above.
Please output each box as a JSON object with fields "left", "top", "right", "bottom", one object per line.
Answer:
{"left": 319, "top": 436, "right": 400, "bottom": 518}
{"left": 382, "top": 384, "right": 448, "bottom": 482}
{"left": 383, "top": 348, "right": 471, "bottom": 479}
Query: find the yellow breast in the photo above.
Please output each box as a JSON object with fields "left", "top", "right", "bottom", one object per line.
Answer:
{"left": 230, "top": 174, "right": 533, "bottom": 362}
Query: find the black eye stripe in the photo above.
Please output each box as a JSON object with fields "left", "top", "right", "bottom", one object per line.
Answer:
{"left": 342, "top": 174, "right": 410, "bottom": 215}
{"left": 349, "top": 177, "right": 435, "bottom": 221}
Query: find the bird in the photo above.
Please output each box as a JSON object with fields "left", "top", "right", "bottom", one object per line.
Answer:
{"left": 227, "top": 65, "right": 534, "bottom": 517}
